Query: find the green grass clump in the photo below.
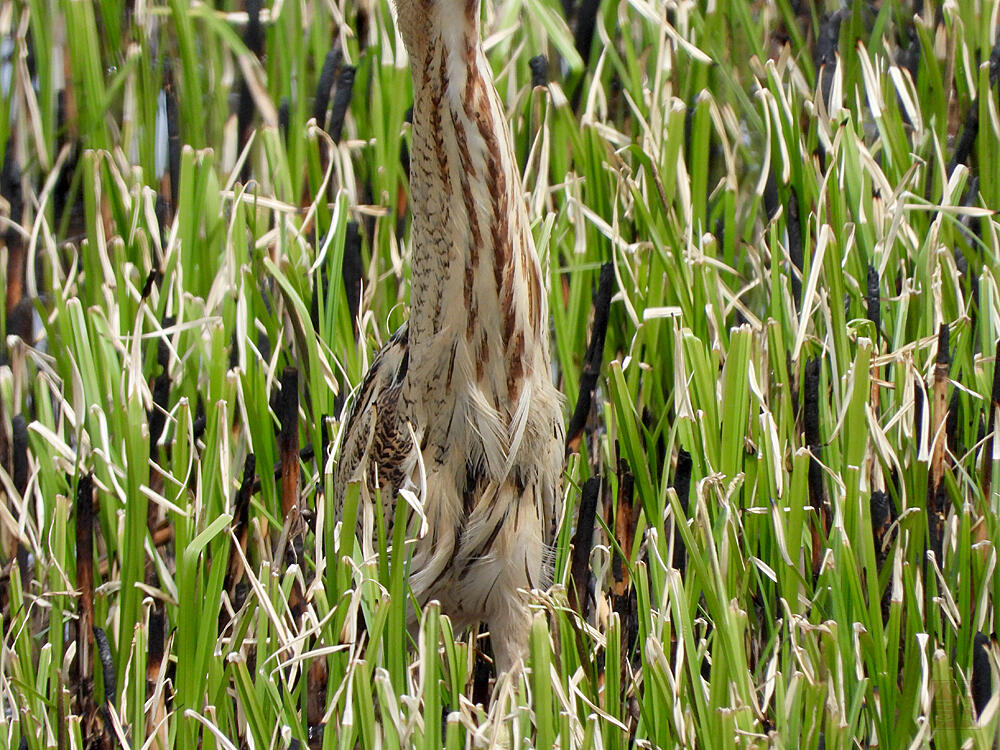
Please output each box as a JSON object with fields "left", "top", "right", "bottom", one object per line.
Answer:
{"left": 1, "top": 0, "right": 999, "bottom": 747}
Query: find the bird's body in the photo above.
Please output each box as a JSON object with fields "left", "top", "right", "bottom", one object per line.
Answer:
{"left": 334, "top": 0, "right": 564, "bottom": 672}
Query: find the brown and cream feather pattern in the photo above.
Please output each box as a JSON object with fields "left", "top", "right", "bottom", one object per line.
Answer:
{"left": 334, "top": 0, "right": 564, "bottom": 673}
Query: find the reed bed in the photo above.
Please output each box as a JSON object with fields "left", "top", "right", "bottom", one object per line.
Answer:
{"left": 0, "top": 0, "right": 999, "bottom": 747}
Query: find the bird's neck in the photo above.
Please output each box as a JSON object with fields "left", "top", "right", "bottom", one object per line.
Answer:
{"left": 403, "top": 23, "right": 549, "bottom": 403}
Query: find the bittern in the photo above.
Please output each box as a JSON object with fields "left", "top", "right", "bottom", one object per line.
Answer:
{"left": 334, "top": 0, "right": 564, "bottom": 673}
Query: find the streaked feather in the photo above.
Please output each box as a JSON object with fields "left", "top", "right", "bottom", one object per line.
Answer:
{"left": 334, "top": 0, "right": 564, "bottom": 674}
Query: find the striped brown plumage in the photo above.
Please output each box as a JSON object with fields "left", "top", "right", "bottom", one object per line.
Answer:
{"left": 334, "top": 0, "right": 564, "bottom": 673}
